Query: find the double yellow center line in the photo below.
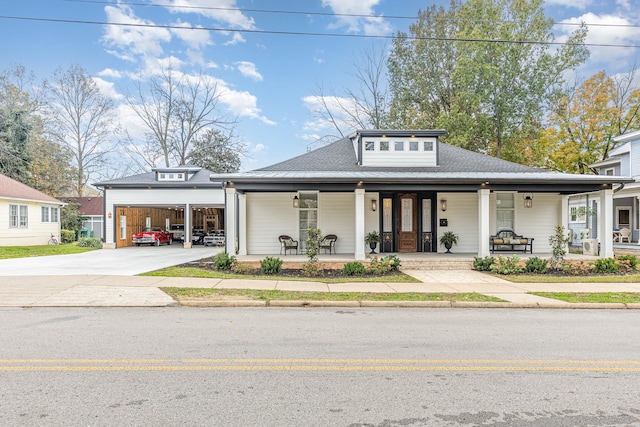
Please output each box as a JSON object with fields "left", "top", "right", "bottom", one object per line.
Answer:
{"left": 1, "top": 359, "right": 640, "bottom": 372}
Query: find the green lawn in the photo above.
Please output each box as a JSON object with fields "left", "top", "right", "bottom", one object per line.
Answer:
{"left": 0, "top": 244, "right": 98, "bottom": 259}
{"left": 162, "top": 287, "right": 504, "bottom": 303}
{"left": 498, "top": 273, "right": 640, "bottom": 283}
{"left": 142, "top": 266, "right": 422, "bottom": 283}
{"left": 531, "top": 292, "right": 640, "bottom": 304}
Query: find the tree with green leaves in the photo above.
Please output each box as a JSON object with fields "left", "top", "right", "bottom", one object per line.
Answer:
{"left": 388, "top": 0, "right": 589, "bottom": 161}
{"left": 187, "top": 128, "right": 245, "bottom": 173}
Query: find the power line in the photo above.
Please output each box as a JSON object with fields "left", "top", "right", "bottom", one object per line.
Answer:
{"left": 63, "top": 0, "right": 640, "bottom": 30}
{"left": 1, "top": 14, "right": 639, "bottom": 49}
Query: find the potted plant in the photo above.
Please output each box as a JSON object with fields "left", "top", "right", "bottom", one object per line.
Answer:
{"left": 365, "top": 230, "right": 381, "bottom": 254}
{"left": 439, "top": 231, "right": 459, "bottom": 254}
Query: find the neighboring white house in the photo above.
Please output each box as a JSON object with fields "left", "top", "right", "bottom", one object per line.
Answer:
{"left": 95, "top": 165, "right": 224, "bottom": 248}
{"left": 0, "top": 173, "right": 65, "bottom": 246}
{"left": 585, "top": 129, "right": 640, "bottom": 245}
{"left": 64, "top": 196, "right": 104, "bottom": 240}
{"left": 212, "top": 130, "right": 630, "bottom": 260}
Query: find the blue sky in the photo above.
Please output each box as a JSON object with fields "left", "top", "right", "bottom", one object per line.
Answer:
{"left": 2, "top": 0, "right": 639, "bottom": 173}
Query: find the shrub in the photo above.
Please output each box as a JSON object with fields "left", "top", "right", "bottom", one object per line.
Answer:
{"left": 381, "top": 254, "right": 401, "bottom": 271}
{"left": 524, "top": 257, "right": 548, "bottom": 274}
{"left": 77, "top": 237, "right": 103, "bottom": 248}
{"left": 301, "top": 261, "right": 324, "bottom": 277}
{"left": 61, "top": 229, "right": 76, "bottom": 243}
{"left": 343, "top": 261, "right": 366, "bottom": 276}
{"left": 260, "top": 256, "right": 283, "bottom": 275}
{"left": 490, "top": 255, "right": 522, "bottom": 275}
{"left": 560, "top": 260, "right": 593, "bottom": 275}
{"left": 305, "top": 228, "right": 323, "bottom": 262}
{"left": 548, "top": 225, "right": 570, "bottom": 269}
{"left": 617, "top": 254, "right": 638, "bottom": 270}
{"left": 230, "top": 262, "right": 254, "bottom": 274}
{"left": 594, "top": 258, "right": 618, "bottom": 274}
{"left": 368, "top": 256, "right": 395, "bottom": 275}
{"left": 473, "top": 256, "right": 495, "bottom": 271}
{"left": 212, "top": 252, "right": 236, "bottom": 271}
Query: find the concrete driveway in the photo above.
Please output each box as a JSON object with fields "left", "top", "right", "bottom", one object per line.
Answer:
{"left": 0, "top": 245, "right": 222, "bottom": 276}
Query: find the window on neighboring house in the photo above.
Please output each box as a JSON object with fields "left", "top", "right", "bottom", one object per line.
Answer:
{"left": 41, "top": 206, "right": 59, "bottom": 223}
{"left": 380, "top": 141, "right": 389, "bottom": 151}
{"left": 10, "top": 204, "right": 28, "bottom": 228}
{"left": 604, "top": 168, "right": 615, "bottom": 176}
{"left": 570, "top": 206, "right": 587, "bottom": 223}
{"left": 496, "top": 193, "right": 514, "bottom": 230}
{"left": 394, "top": 141, "right": 404, "bottom": 151}
{"left": 365, "top": 141, "right": 375, "bottom": 151}
{"left": 52, "top": 207, "right": 59, "bottom": 223}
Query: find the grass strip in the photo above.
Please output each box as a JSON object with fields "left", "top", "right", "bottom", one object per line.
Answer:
{"left": 143, "top": 266, "right": 421, "bottom": 283}
{"left": 531, "top": 292, "right": 640, "bottom": 304}
{"left": 161, "top": 287, "right": 504, "bottom": 302}
{"left": 496, "top": 273, "right": 640, "bottom": 283}
{"left": 0, "top": 244, "right": 98, "bottom": 259}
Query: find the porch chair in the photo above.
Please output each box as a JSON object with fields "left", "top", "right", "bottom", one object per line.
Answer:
{"left": 619, "top": 227, "right": 632, "bottom": 243}
{"left": 279, "top": 235, "right": 299, "bottom": 255}
{"left": 320, "top": 234, "right": 338, "bottom": 255}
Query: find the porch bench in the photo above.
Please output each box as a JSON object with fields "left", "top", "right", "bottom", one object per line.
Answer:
{"left": 490, "top": 230, "right": 533, "bottom": 254}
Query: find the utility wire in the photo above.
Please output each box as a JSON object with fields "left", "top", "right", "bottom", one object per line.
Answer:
{"left": 62, "top": 0, "right": 640, "bottom": 30}
{"left": 1, "top": 15, "right": 639, "bottom": 49}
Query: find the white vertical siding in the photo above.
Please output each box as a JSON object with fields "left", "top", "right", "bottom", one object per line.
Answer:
{"left": 437, "top": 193, "right": 478, "bottom": 253}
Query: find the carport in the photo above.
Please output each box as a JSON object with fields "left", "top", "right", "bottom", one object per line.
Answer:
{"left": 95, "top": 166, "right": 225, "bottom": 249}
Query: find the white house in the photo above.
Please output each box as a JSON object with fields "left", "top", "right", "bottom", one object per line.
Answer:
{"left": 95, "top": 165, "right": 224, "bottom": 248}
{"left": 0, "top": 173, "right": 65, "bottom": 246}
{"left": 585, "top": 129, "right": 640, "bottom": 245}
{"left": 213, "top": 130, "right": 630, "bottom": 260}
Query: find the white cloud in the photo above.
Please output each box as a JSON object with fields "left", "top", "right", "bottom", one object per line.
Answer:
{"left": 157, "top": 0, "right": 256, "bottom": 29}
{"left": 92, "top": 77, "right": 124, "bottom": 100}
{"left": 236, "top": 61, "right": 263, "bottom": 81}
{"left": 170, "top": 20, "right": 212, "bottom": 50}
{"left": 102, "top": 4, "right": 172, "bottom": 59}
{"left": 557, "top": 13, "right": 639, "bottom": 69}
{"left": 321, "top": 0, "right": 392, "bottom": 35}
{"left": 221, "top": 87, "right": 275, "bottom": 125}
{"left": 224, "top": 32, "right": 247, "bottom": 46}
{"left": 545, "top": 0, "right": 592, "bottom": 9}
{"left": 98, "top": 68, "right": 123, "bottom": 79}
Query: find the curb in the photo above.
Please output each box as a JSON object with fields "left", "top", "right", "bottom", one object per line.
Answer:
{"left": 171, "top": 299, "right": 640, "bottom": 309}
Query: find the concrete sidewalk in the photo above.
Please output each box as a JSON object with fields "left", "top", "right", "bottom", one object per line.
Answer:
{"left": 1, "top": 272, "right": 640, "bottom": 308}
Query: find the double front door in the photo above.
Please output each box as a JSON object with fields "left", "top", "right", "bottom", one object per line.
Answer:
{"left": 380, "top": 193, "right": 434, "bottom": 253}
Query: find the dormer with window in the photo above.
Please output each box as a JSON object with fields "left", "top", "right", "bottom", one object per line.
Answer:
{"left": 153, "top": 165, "right": 202, "bottom": 182}
{"left": 352, "top": 130, "right": 445, "bottom": 167}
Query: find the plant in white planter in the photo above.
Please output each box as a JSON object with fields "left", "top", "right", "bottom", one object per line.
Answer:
{"left": 439, "top": 231, "right": 459, "bottom": 254}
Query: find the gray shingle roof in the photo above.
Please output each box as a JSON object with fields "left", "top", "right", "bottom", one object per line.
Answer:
{"left": 258, "top": 137, "right": 544, "bottom": 173}
{"left": 95, "top": 167, "right": 222, "bottom": 188}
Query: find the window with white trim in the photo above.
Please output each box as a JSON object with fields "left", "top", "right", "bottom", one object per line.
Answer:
{"left": 41, "top": 206, "right": 59, "bottom": 223}
{"left": 298, "top": 192, "right": 318, "bottom": 249}
{"left": 10, "top": 204, "right": 28, "bottom": 228}
{"left": 570, "top": 206, "right": 586, "bottom": 223}
{"left": 496, "top": 193, "right": 514, "bottom": 230}
{"left": 603, "top": 168, "right": 615, "bottom": 176}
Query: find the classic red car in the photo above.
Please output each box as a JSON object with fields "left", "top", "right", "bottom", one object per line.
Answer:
{"left": 132, "top": 227, "right": 173, "bottom": 246}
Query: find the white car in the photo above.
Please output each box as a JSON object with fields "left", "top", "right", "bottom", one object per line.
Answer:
{"left": 170, "top": 224, "right": 185, "bottom": 241}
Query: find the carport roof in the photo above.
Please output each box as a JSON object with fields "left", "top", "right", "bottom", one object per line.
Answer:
{"left": 95, "top": 167, "right": 223, "bottom": 189}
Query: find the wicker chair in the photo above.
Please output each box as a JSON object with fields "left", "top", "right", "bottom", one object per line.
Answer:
{"left": 279, "top": 235, "right": 299, "bottom": 255}
{"left": 320, "top": 234, "right": 337, "bottom": 254}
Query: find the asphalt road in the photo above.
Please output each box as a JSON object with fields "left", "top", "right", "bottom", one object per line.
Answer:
{"left": 1, "top": 308, "right": 639, "bottom": 426}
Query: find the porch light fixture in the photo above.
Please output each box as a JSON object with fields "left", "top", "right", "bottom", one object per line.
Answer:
{"left": 292, "top": 195, "right": 299, "bottom": 208}
{"left": 440, "top": 199, "right": 447, "bottom": 212}
{"left": 371, "top": 199, "right": 377, "bottom": 211}
{"left": 524, "top": 193, "right": 533, "bottom": 208}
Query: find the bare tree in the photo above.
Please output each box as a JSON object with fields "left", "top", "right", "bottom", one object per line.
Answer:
{"left": 307, "top": 44, "right": 390, "bottom": 149}
{"left": 44, "top": 64, "right": 117, "bottom": 196}
{"left": 128, "top": 67, "right": 234, "bottom": 167}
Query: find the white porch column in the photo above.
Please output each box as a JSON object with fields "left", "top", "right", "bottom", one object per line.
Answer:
{"left": 225, "top": 187, "right": 237, "bottom": 255}
{"left": 477, "top": 188, "right": 490, "bottom": 257}
{"left": 355, "top": 188, "right": 365, "bottom": 260}
{"left": 599, "top": 189, "right": 614, "bottom": 258}
{"left": 183, "top": 203, "right": 192, "bottom": 248}
{"left": 560, "top": 195, "right": 569, "bottom": 235}
{"left": 238, "top": 192, "right": 247, "bottom": 256}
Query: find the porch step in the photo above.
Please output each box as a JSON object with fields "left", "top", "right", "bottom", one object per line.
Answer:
{"left": 399, "top": 259, "right": 474, "bottom": 270}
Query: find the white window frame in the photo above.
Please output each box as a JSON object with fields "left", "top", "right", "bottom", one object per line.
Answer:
{"left": 10, "top": 204, "right": 28, "bottom": 228}
{"left": 41, "top": 206, "right": 50, "bottom": 222}
{"left": 603, "top": 167, "right": 615, "bottom": 176}
{"left": 41, "top": 206, "right": 60, "bottom": 223}
{"left": 495, "top": 192, "right": 515, "bottom": 231}
{"left": 570, "top": 206, "right": 587, "bottom": 223}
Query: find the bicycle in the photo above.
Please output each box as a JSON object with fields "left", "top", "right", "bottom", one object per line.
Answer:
{"left": 48, "top": 233, "right": 59, "bottom": 245}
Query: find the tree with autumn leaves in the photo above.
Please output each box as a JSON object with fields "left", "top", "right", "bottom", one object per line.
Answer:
{"left": 542, "top": 69, "right": 640, "bottom": 174}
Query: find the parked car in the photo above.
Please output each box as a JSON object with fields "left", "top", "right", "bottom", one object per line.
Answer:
{"left": 132, "top": 227, "right": 173, "bottom": 246}
{"left": 170, "top": 224, "right": 185, "bottom": 241}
